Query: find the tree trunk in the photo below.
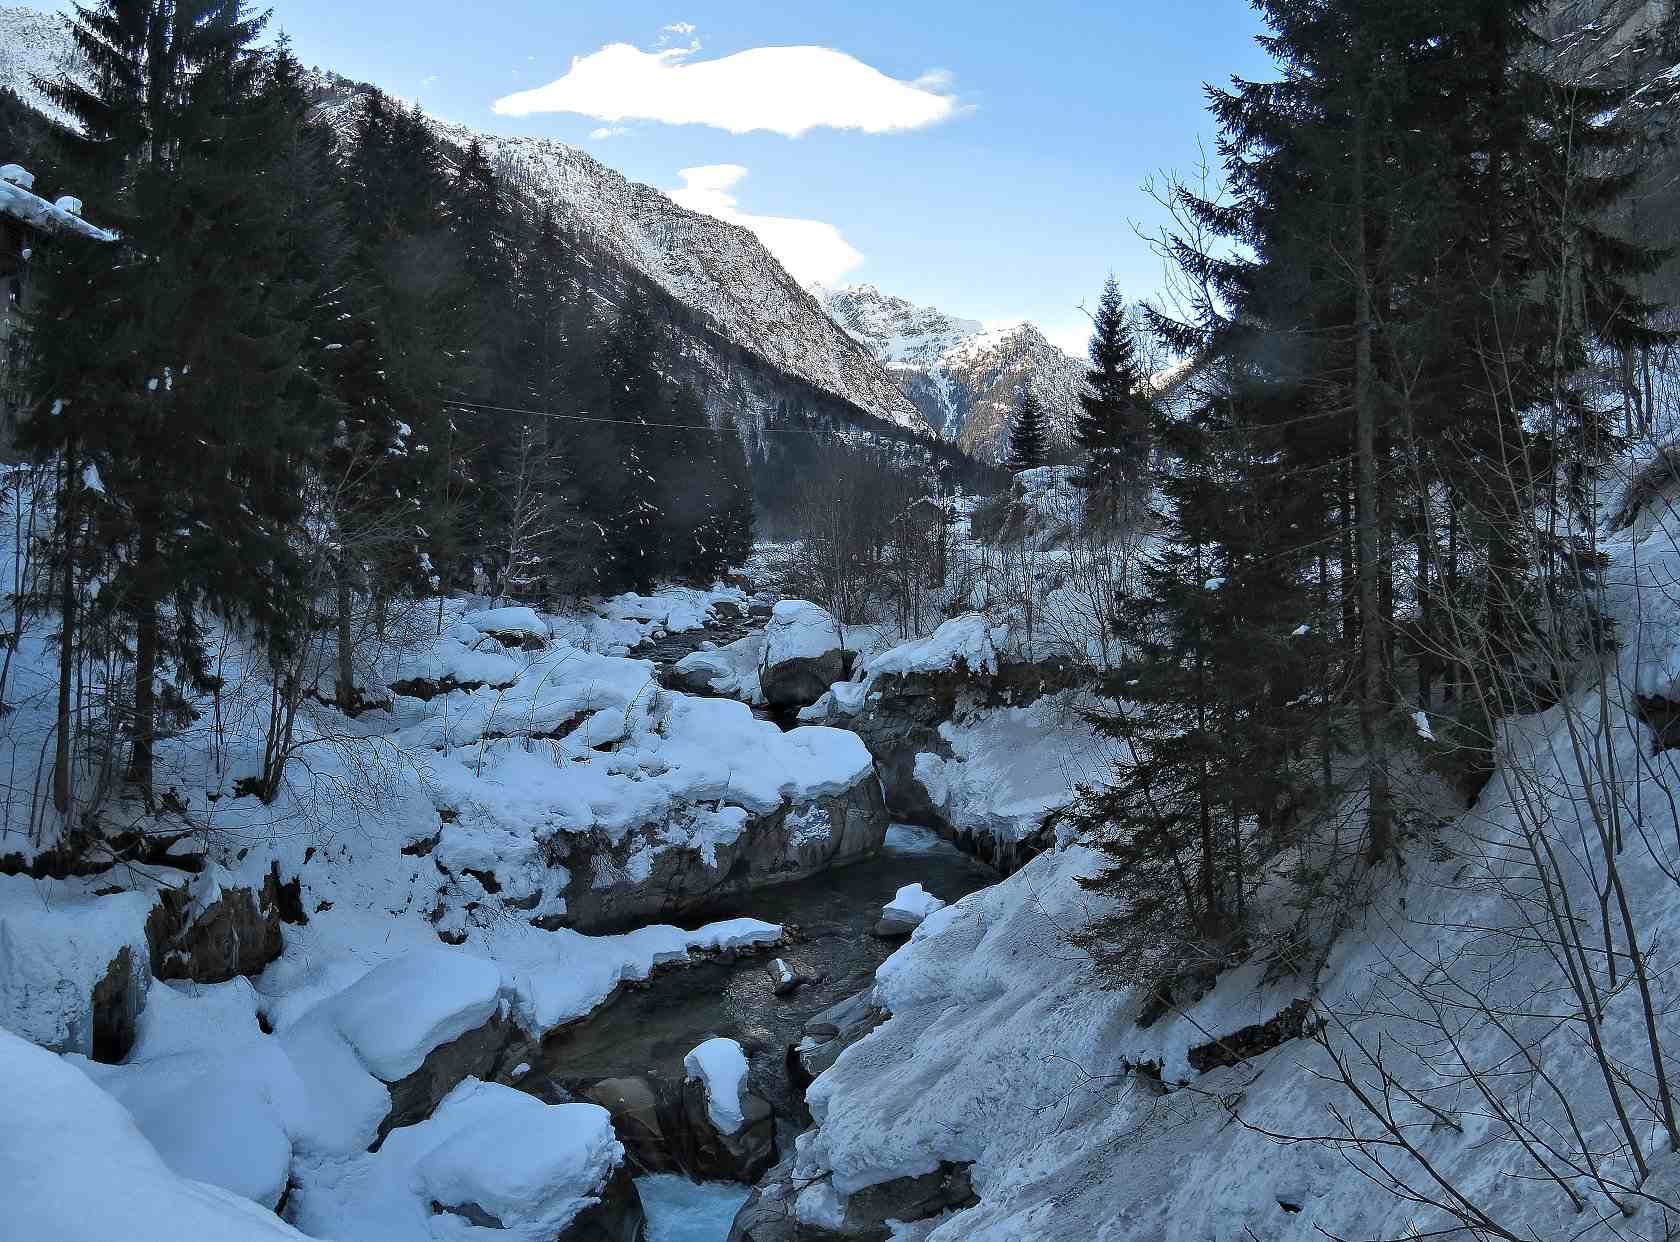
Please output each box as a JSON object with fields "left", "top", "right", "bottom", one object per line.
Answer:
{"left": 52, "top": 450, "right": 77, "bottom": 815}
{"left": 1353, "top": 111, "right": 1393, "bottom": 864}
{"left": 128, "top": 522, "right": 159, "bottom": 807}
{"left": 335, "top": 563, "right": 355, "bottom": 713}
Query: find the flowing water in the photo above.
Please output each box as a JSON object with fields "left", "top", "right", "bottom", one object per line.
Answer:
{"left": 542, "top": 609, "right": 999, "bottom": 1237}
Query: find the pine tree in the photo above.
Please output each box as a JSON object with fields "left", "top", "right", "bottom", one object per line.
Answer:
{"left": 24, "top": 0, "right": 322, "bottom": 804}
{"left": 1007, "top": 386, "right": 1048, "bottom": 472}
{"left": 1074, "top": 277, "right": 1151, "bottom": 518}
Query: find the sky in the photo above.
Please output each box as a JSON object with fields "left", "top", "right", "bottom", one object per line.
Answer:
{"left": 252, "top": 0, "right": 1276, "bottom": 356}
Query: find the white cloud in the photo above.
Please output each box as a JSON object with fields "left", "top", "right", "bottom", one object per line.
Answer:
{"left": 667, "top": 164, "right": 863, "bottom": 285}
{"left": 493, "top": 42, "right": 956, "bottom": 138}
{"left": 662, "top": 21, "right": 696, "bottom": 34}
{"left": 589, "top": 125, "right": 628, "bottom": 140}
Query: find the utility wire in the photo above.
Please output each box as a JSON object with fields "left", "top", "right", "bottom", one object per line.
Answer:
{"left": 446, "top": 396, "right": 909, "bottom": 439}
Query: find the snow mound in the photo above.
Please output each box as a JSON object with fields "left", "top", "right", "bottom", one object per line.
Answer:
{"left": 296, "top": 1076, "right": 623, "bottom": 1240}
{"left": 2, "top": 1028, "right": 312, "bottom": 1241}
{"left": 325, "top": 946, "right": 504, "bottom": 1081}
{"left": 672, "top": 631, "right": 766, "bottom": 704}
{"left": 462, "top": 606, "right": 550, "bottom": 640}
{"left": 881, "top": 884, "right": 946, "bottom": 925}
{"left": 684, "top": 1036, "right": 749, "bottom": 1134}
{"left": 763, "top": 599, "right": 843, "bottom": 666}
{"left": 854, "top": 613, "right": 1006, "bottom": 687}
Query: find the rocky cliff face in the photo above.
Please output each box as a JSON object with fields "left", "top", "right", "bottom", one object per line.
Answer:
{"left": 0, "top": 7, "right": 929, "bottom": 445}
{"left": 811, "top": 283, "right": 1089, "bottom": 461}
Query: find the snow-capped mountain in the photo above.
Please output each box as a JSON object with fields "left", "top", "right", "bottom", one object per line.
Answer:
{"left": 811, "top": 282, "right": 1089, "bottom": 461}
{"left": 0, "top": 5, "right": 930, "bottom": 441}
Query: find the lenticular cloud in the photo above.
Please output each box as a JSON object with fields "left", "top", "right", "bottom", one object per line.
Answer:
{"left": 493, "top": 42, "right": 957, "bottom": 138}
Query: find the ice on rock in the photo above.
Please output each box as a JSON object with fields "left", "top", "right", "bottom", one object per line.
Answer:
{"left": 684, "top": 1036, "right": 749, "bottom": 1134}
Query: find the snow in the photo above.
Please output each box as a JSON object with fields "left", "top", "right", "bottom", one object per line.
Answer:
{"left": 854, "top": 613, "right": 1007, "bottom": 687}
{"left": 637, "top": 1173, "right": 752, "bottom": 1242}
{"left": 462, "top": 605, "right": 550, "bottom": 639}
{"left": 673, "top": 631, "right": 766, "bottom": 704}
{"left": 0, "top": 874, "right": 155, "bottom": 1055}
{"left": 883, "top": 822, "right": 965, "bottom": 858}
{"left": 1, "top": 1027, "right": 312, "bottom": 1242}
{"left": 0, "top": 172, "right": 114, "bottom": 241}
{"left": 775, "top": 485, "right": 1680, "bottom": 1242}
{"left": 684, "top": 1036, "right": 749, "bottom": 1134}
{"left": 293, "top": 1077, "right": 622, "bottom": 1241}
{"left": 881, "top": 884, "right": 945, "bottom": 925}
{"left": 322, "top": 946, "right": 503, "bottom": 1081}
{"left": 762, "top": 598, "right": 842, "bottom": 666}
{"left": 913, "top": 690, "right": 1116, "bottom": 845}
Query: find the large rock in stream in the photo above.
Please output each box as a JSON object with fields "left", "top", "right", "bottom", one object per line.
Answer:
{"left": 759, "top": 601, "right": 846, "bottom": 710}
{"left": 542, "top": 698, "right": 888, "bottom": 933}
{"left": 799, "top": 615, "right": 1081, "bottom": 873}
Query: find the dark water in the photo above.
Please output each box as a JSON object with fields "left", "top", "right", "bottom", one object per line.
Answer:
{"left": 532, "top": 825, "right": 996, "bottom": 1124}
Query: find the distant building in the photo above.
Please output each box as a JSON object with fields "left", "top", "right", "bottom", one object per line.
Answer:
{"left": 1, "top": 162, "right": 114, "bottom": 450}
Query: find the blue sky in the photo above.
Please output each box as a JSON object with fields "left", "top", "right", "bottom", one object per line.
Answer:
{"left": 265, "top": 0, "right": 1274, "bottom": 354}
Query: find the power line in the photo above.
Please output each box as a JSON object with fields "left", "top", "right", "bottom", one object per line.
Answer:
{"left": 446, "top": 396, "right": 884, "bottom": 438}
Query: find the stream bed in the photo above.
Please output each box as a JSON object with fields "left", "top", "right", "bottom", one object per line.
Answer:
{"left": 534, "top": 607, "right": 999, "bottom": 1238}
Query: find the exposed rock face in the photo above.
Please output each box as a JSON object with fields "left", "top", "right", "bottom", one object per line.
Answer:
{"left": 552, "top": 777, "right": 888, "bottom": 933}
{"left": 151, "top": 862, "right": 301, "bottom": 985}
{"left": 680, "top": 1075, "right": 777, "bottom": 1182}
{"left": 581, "top": 1077, "right": 674, "bottom": 1174}
{"left": 760, "top": 602, "right": 846, "bottom": 710}
{"left": 728, "top": 1157, "right": 978, "bottom": 1242}
{"left": 378, "top": 1009, "right": 532, "bottom": 1147}
{"left": 560, "top": 1163, "right": 647, "bottom": 1242}
{"left": 805, "top": 661, "right": 1078, "bottom": 873}
{"left": 89, "top": 945, "right": 143, "bottom": 1063}
{"left": 787, "top": 992, "right": 886, "bottom": 1090}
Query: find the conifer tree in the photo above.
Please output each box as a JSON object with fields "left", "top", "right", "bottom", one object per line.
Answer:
{"left": 1007, "top": 386, "right": 1048, "bottom": 472}
{"left": 25, "top": 0, "right": 321, "bottom": 803}
{"left": 1074, "top": 277, "right": 1151, "bottom": 517}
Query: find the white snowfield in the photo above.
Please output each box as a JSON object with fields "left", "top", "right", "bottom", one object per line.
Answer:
{"left": 774, "top": 489, "right": 1680, "bottom": 1241}
{"left": 913, "top": 690, "right": 1116, "bottom": 846}
{"left": 684, "top": 1035, "right": 751, "bottom": 1135}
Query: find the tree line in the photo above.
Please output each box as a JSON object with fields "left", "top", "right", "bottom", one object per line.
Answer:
{"left": 1059, "top": 0, "right": 1676, "bottom": 981}
{"left": 13, "top": 0, "right": 756, "bottom": 811}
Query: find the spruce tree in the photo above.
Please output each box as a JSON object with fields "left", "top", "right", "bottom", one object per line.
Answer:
{"left": 1074, "top": 277, "right": 1150, "bottom": 517}
{"left": 25, "top": 0, "right": 321, "bottom": 804}
{"left": 1007, "top": 386, "right": 1048, "bottom": 472}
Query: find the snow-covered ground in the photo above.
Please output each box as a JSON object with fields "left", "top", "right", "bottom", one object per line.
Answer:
{"left": 753, "top": 465, "right": 1680, "bottom": 1241}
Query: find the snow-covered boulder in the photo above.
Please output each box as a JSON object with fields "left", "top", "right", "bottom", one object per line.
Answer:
{"left": 542, "top": 697, "right": 888, "bottom": 931}
{"left": 294, "top": 1077, "right": 641, "bottom": 1242}
{"left": 683, "top": 1037, "right": 775, "bottom": 1181}
{"left": 2, "top": 1028, "right": 313, "bottom": 1241}
{"left": 671, "top": 631, "right": 767, "bottom": 704}
{"left": 759, "top": 600, "right": 845, "bottom": 708}
{"left": 873, "top": 884, "right": 946, "bottom": 938}
{"left": 0, "top": 875, "right": 156, "bottom": 1061}
{"left": 462, "top": 605, "right": 551, "bottom": 649}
